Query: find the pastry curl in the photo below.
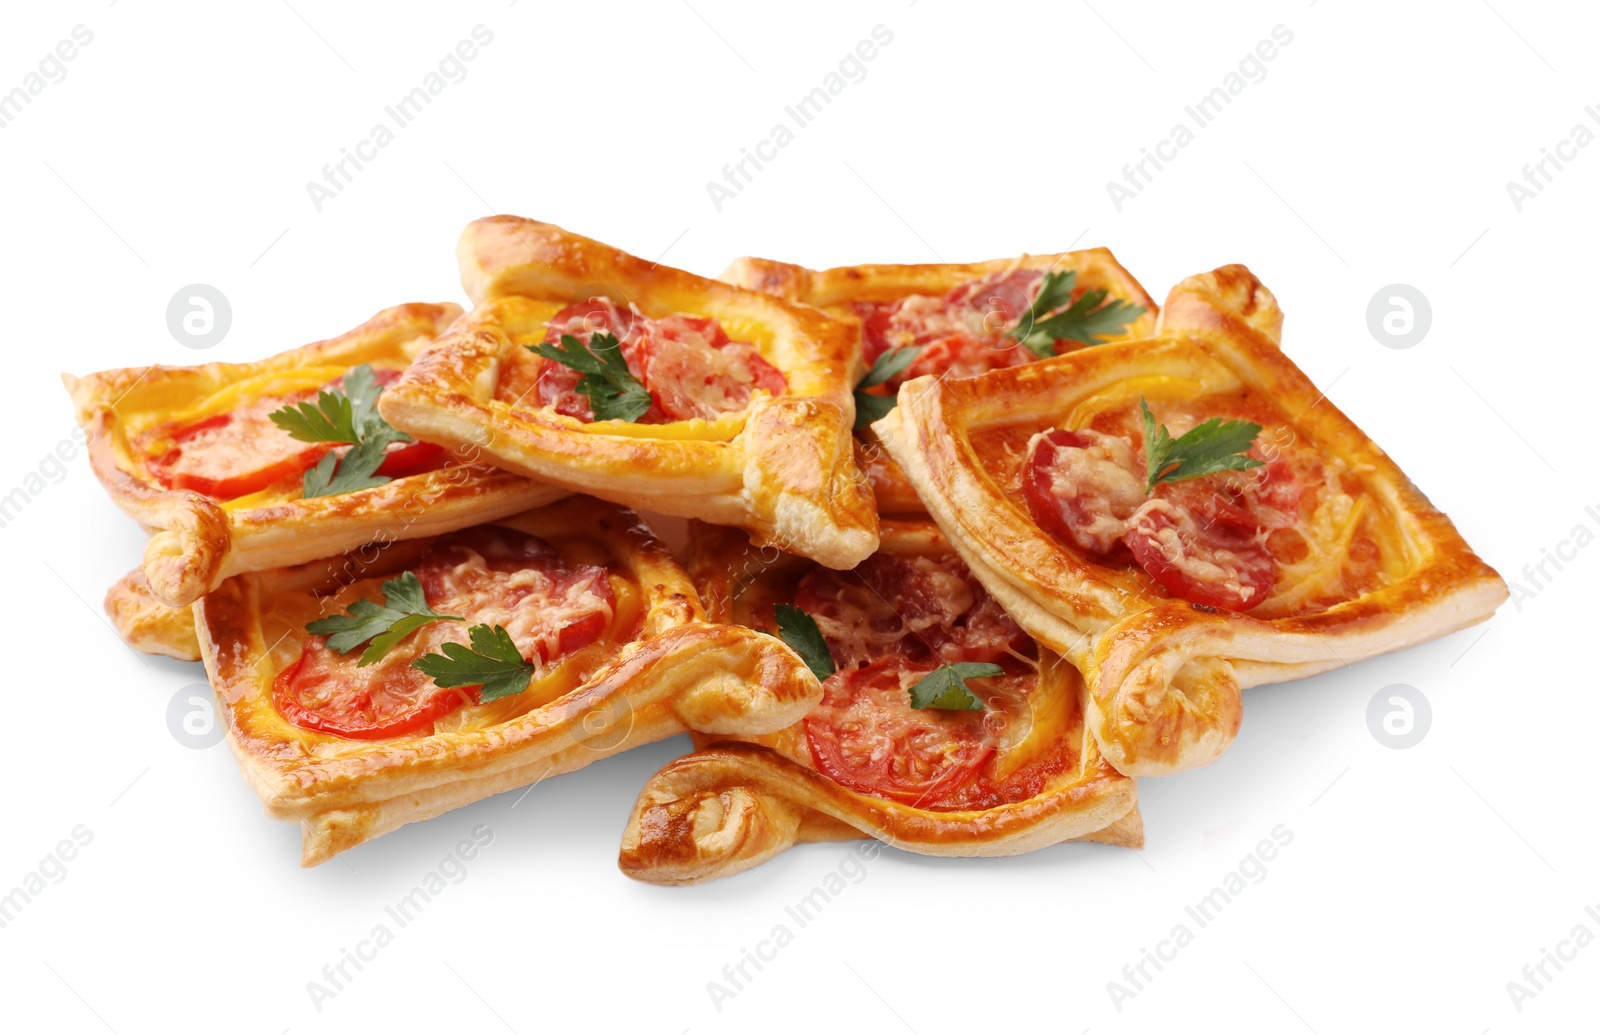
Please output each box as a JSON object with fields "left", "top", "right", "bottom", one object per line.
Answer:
{"left": 618, "top": 521, "right": 1139, "bottom": 885}
{"left": 720, "top": 249, "right": 1158, "bottom": 514}
{"left": 64, "top": 303, "right": 567, "bottom": 607}
{"left": 876, "top": 265, "right": 1508, "bottom": 776}
{"left": 194, "top": 496, "right": 822, "bottom": 866}
{"left": 378, "top": 216, "right": 878, "bottom": 569}
{"left": 1156, "top": 263, "right": 1283, "bottom": 347}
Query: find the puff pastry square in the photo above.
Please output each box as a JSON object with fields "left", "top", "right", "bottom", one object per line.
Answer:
{"left": 194, "top": 496, "right": 821, "bottom": 865}
{"left": 64, "top": 303, "right": 567, "bottom": 607}
{"left": 721, "top": 249, "right": 1159, "bottom": 514}
{"left": 876, "top": 265, "right": 1507, "bottom": 776}
{"left": 617, "top": 520, "right": 1139, "bottom": 885}
{"left": 376, "top": 217, "right": 878, "bottom": 570}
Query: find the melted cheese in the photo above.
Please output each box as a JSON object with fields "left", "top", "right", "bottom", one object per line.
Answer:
{"left": 989, "top": 653, "right": 1075, "bottom": 781}
{"left": 1065, "top": 375, "right": 1205, "bottom": 430}
{"left": 122, "top": 365, "right": 354, "bottom": 441}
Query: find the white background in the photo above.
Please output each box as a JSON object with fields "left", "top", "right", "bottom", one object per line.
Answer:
{"left": 1, "top": 1, "right": 1595, "bottom": 1032}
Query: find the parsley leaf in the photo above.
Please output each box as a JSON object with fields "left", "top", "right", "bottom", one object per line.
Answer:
{"left": 411, "top": 624, "right": 536, "bottom": 703}
{"left": 338, "top": 364, "right": 387, "bottom": 435}
{"left": 907, "top": 662, "right": 1003, "bottom": 711}
{"left": 304, "top": 571, "right": 463, "bottom": 666}
{"left": 773, "top": 604, "right": 836, "bottom": 681}
{"left": 853, "top": 390, "right": 899, "bottom": 432}
{"left": 269, "top": 389, "right": 360, "bottom": 444}
{"left": 857, "top": 346, "right": 921, "bottom": 389}
{"left": 1007, "top": 270, "right": 1147, "bottom": 358}
{"left": 852, "top": 345, "right": 921, "bottom": 431}
{"left": 301, "top": 438, "right": 390, "bottom": 498}
{"left": 527, "top": 332, "right": 652, "bottom": 422}
{"left": 269, "top": 364, "right": 413, "bottom": 499}
{"left": 1140, "top": 397, "right": 1264, "bottom": 493}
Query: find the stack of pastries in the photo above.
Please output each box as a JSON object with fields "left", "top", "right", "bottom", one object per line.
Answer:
{"left": 66, "top": 217, "right": 1507, "bottom": 881}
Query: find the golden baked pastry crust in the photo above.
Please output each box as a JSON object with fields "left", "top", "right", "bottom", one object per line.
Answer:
{"left": 194, "top": 496, "right": 821, "bottom": 866}
{"left": 616, "top": 521, "right": 1139, "bottom": 885}
{"left": 377, "top": 217, "right": 878, "bottom": 569}
{"left": 105, "top": 567, "right": 199, "bottom": 662}
{"left": 720, "top": 249, "right": 1159, "bottom": 513}
{"left": 877, "top": 265, "right": 1507, "bottom": 776}
{"left": 64, "top": 303, "right": 567, "bottom": 607}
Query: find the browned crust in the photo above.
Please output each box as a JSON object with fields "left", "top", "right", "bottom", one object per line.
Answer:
{"left": 876, "top": 264, "right": 1508, "bottom": 776}
{"left": 63, "top": 302, "right": 569, "bottom": 606}
{"left": 719, "top": 249, "right": 1159, "bottom": 514}
{"left": 616, "top": 520, "right": 1139, "bottom": 885}
{"left": 1158, "top": 264, "right": 1284, "bottom": 348}
{"left": 193, "top": 495, "right": 823, "bottom": 866}
{"left": 105, "top": 567, "right": 199, "bottom": 661}
{"left": 378, "top": 216, "right": 879, "bottom": 568}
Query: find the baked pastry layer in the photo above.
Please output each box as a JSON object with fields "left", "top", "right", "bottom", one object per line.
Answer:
{"left": 876, "top": 265, "right": 1507, "bottom": 776}
{"left": 720, "top": 249, "right": 1159, "bottom": 514}
{"left": 378, "top": 216, "right": 878, "bottom": 569}
{"left": 105, "top": 567, "right": 200, "bottom": 661}
{"left": 65, "top": 303, "right": 566, "bottom": 607}
{"left": 617, "top": 520, "right": 1138, "bottom": 885}
{"left": 194, "top": 496, "right": 822, "bottom": 865}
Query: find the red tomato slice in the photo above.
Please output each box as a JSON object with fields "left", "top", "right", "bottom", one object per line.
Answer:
{"left": 632, "top": 333, "right": 785, "bottom": 422}
{"left": 531, "top": 297, "right": 784, "bottom": 423}
{"left": 1023, "top": 428, "right": 1147, "bottom": 557}
{"left": 374, "top": 439, "right": 444, "bottom": 477}
{"left": 653, "top": 314, "right": 729, "bottom": 349}
{"left": 277, "top": 526, "right": 616, "bottom": 739}
{"left": 852, "top": 270, "right": 1049, "bottom": 389}
{"left": 1124, "top": 499, "right": 1275, "bottom": 611}
{"left": 147, "top": 366, "right": 419, "bottom": 500}
{"left": 944, "top": 268, "right": 1042, "bottom": 335}
{"left": 803, "top": 658, "right": 994, "bottom": 807}
{"left": 148, "top": 402, "right": 328, "bottom": 500}
{"left": 1156, "top": 438, "right": 1302, "bottom": 536}
{"left": 273, "top": 639, "right": 474, "bottom": 740}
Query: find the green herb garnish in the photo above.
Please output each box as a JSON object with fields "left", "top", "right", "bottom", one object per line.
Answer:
{"left": 1140, "top": 397, "right": 1263, "bottom": 493}
{"left": 907, "top": 662, "right": 1003, "bottom": 711}
{"left": 411, "top": 624, "right": 536, "bottom": 703}
{"left": 305, "top": 571, "right": 462, "bottom": 666}
{"left": 852, "top": 345, "right": 921, "bottom": 431}
{"left": 527, "top": 332, "right": 652, "bottom": 422}
{"left": 773, "top": 603, "right": 836, "bottom": 681}
{"left": 1007, "top": 270, "right": 1146, "bottom": 358}
{"left": 269, "top": 364, "right": 412, "bottom": 498}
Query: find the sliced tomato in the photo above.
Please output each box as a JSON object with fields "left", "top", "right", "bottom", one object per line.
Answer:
{"left": 851, "top": 300, "right": 902, "bottom": 367}
{"left": 1157, "top": 440, "right": 1302, "bottom": 536}
{"left": 146, "top": 365, "right": 418, "bottom": 500}
{"left": 653, "top": 314, "right": 729, "bottom": 349}
{"left": 1124, "top": 499, "right": 1275, "bottom": 611}
{"left": 937, "top": 717, "right": 1077, "bottom": 811}
{"left": 277, "top": 525, "right": 616, "bottom": 739}
{"left": 531, "top": 296, "right": 783, "bottom": 423}
{"left": 633, "top": 332, "right": 784, "bottom": 422}
{"left": 1023, "top": 428, "right": 1147, "bottom": 557}
{"left": 945, "top": 268, "right": 1043, "bottom": 336}
{"left": 851, "top": 270, "right": 1050, "bottom": 389}
{"left": 547, "top": 296, "right": 639, "bottom": 344}
{"left": 803, "top": 658, "right": 994, "bottom": 807}
{"left": 147, "top": 402, "right": 328, "bottom": 499}
{"left": 273, "top": 639, "right": 474, "bottom": 740}
{"left": 374, "top": 439, "right": 444, "bottom": 478}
